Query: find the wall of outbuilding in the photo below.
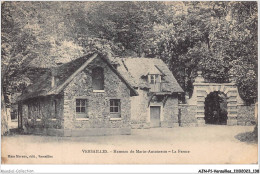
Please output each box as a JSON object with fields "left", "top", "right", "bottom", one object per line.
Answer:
{"left": 130, "top": 91, "right": 180, "bottom": 128}
{"left": 161, "top": 96, "right": 179, "bottom": 128}
{"left": 178, "top": 104, "right": 197, "bottom": 126}
{"left": 130, "top": 89, "right": 150, "bottom": 128}
{"left": 21, "top": 95, "right": 64, "bottom": 135}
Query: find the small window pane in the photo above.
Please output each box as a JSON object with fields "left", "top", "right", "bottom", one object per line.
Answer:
{"left": 81, "top": 107, "right": 85, "bottom": 113}
{"left": 81, "top": 100, "right": 85, "bottom": 106}
{"left": 76, "top": 107, "right": 80, "bottom": 112}
{"left": 155, "top": 75, "right": 161, "bottom": 83}
{"left": 150, "top": 75, "right": 155, "bottom": 84}
{"left": 115, "top": 100, "right": 120, "bottom": 106}
{"left": 76, "top": 100, "right": 80, "bottom": 106}
{"left": 114, "top": 107, "right": 118, "bottom": 112}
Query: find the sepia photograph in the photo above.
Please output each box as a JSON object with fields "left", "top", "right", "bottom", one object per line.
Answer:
{"left": 1, "top": 0, "right": 258, "bottom": 172}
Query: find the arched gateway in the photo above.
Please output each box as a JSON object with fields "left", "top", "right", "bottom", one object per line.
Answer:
{"left": 187, "top": 71, "right": 245, "bottom": 126}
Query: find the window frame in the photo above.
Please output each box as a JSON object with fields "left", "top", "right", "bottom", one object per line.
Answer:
{"left": 149, "top": 74, "right": 161, "bottom": 84}
{"left": 75, "top": 98, "right": 89, "bottom": 120}
{"left": 109, "top": 99, "right": 121, "bottom": 119}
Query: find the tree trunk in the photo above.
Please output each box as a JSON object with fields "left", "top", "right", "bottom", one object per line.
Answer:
{"left": 1, "top": 87, "right": 9, "bottom": 135}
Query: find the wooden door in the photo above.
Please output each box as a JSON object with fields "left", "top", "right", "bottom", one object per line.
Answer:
{"left": 150, "top": 106, "right": 161, "bottom": 127}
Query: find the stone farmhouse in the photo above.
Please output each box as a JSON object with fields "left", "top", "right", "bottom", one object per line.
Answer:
{"left": 17, "top": 53, "right": 138, "bottom": 136}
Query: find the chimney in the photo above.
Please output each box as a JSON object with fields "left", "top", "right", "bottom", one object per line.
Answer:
{"left": 51, "top": 68, "right": 58, "bottom": 88}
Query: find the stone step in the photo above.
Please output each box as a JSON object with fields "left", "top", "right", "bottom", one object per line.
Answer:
{"left": 228, "top": 112, "right": 237, "bottom": 115}
{"left": 228, "top": 113, "right": 237, "bottom": 117}
{"left": 196, "top": 110, "right": 204, "bottom": 114}
{"left": 195, "top": 115, "right": 205, "bottom": 118}
{"left": 227, "top": 103, "right": 237, "bottom": 107}
{"left": 197, "top": 99, "right": 205, "bottom": 102}
{"left": 227, "top": 108, "right": 237, "bottom": 111}
{"left": 227, "top": 93, "right": 237, "bottom": 97}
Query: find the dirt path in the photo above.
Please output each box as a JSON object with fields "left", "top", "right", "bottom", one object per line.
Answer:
{"left": 1, "top": 126, "right": 258, "bottom": 164}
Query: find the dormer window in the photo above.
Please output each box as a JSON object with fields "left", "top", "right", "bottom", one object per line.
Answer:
{"left": 148, "top": 74, "right": 161, "bottom": 92}
{"left": 149, "top": 74, "right": 161, "bottom": 84}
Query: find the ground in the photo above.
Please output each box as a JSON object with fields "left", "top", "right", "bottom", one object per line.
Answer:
{"left": 1, "top": 125, "right": 258, "bottom": 164}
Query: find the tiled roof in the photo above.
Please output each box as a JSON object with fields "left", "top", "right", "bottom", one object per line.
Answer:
{"left": 17, "top": 53, "right": 138, "bottom": 101}
{"left": 17, "top": 54, "right": 94, "bottom": 101}
{"left": 114, "top": 57, "right": 184, "bottom": 93}
{"left": 17, "top": 55, "right": 183, "bottom": 101}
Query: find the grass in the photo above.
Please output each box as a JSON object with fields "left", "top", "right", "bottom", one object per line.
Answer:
{"left": 235, "top": 130, "right": 258, "bottom": 144}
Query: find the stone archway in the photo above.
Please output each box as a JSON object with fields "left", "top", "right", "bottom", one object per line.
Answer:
{"left": 187, "top": 71, "right": 244, "bottom": 126}
{"left": 204, "top": 91, "right": 228, "bottom": 125}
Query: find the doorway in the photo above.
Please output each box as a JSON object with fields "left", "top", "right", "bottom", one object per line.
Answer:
{"left": 204, "top": 91, "right": 228, "bottom": 125}
{"left": 150, "top": 106, "right": 161, "bottom": 127}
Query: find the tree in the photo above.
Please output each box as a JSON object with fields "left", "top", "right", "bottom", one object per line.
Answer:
{"left": 1, "top": 2, "right": 85, "bottom": 134}
{"left": 141, "top": 1, "right": 257, "bottom": 102}
{"left": 1, "top": 2, "right": 257, "bottom": 134}
{"left": 2, "top": 2, "right": 37, "bottom": 134}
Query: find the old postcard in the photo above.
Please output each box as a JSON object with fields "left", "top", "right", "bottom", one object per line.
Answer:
{"left": 1, "top": 1, "right": 258, "bottom": 168}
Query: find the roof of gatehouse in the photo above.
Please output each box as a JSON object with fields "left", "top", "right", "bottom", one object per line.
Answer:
{"left": 112, "top": 57, "right": 184, "bottom": 93}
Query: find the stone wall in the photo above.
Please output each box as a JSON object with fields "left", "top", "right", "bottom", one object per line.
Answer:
{"left": 63, "top": 56, "right": 131, "bottom": 135}
{"left": 161, "top": 96, "right": 179, "bottom": 127}
{"left": 130, "top": 89, "right": 150, "bottom": 128}
{"left": 237, "top": 104, "right": 256, "bottom": 125}
{"left": 178, "top": 103, "right": 256, "bottom": 127}
{"left": 131, "top": 92, "right": 180, "bottom": 128}
{"left": 178, "top": 104, "right": 197, "bottom": 126}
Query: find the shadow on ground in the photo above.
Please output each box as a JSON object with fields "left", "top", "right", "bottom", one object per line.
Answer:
{"left": 235, "top": 131, "right": 258, "bottom": 144}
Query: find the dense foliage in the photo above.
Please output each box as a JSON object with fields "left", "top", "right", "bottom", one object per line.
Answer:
{"left": 1, "top": 1, "right": 257, "bottom": 103}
